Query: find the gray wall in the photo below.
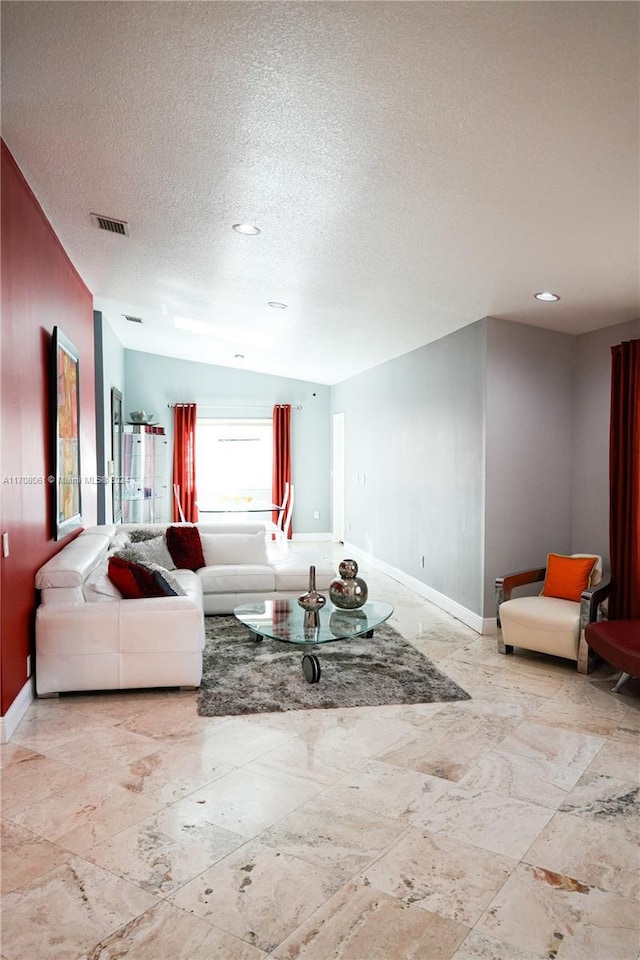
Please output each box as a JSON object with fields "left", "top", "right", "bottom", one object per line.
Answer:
{"left": 94, "top": 311, "right": 125, "bottom": 524}
{"left": 484, "top": 318, "right": 575, "bottom": 615}
{"left": 332, "top": 321, "right": 486, "bottom": 616}
{"left": 333, "top": 314, "right": 622, "bottom": 621}
{"left": 124, "top": 350, "right": 331, "bottom": 533}
{"left": 572, "top": 318, "right": 640, "bottom": 563}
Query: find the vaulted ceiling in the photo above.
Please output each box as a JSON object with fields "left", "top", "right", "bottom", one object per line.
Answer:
{"left": 2, "top": 2, "right": 638, "bottom": 385}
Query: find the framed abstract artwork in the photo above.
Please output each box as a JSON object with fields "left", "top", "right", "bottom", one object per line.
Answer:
{"left": 51, "top": 326, "right": 82, "bottom": 540}
{"left": 111, "top": 387, "right": 123, "bottom": 523}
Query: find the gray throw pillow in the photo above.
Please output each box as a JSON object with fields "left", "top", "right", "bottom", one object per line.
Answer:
{"left": 119, "top": 537, "right": 177, "bottom": 570}
{"left": 108, "top": 531, "right": 131, "bottom": 554}
{"left": 129, "top": 528, "right": 166, "bottom": 543}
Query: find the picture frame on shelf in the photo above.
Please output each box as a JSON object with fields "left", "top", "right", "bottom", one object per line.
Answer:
{"left": 51, "top": 326, "right": 82, "bottom": 540}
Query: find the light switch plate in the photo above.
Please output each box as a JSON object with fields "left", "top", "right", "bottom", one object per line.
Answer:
{"left": 2, "top": 532, "right": 9, "bottom": 558}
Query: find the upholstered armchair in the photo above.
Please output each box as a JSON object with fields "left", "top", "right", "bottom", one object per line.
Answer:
{"left": 265, "top": 482, "right": 294, "bottom": 550}
{"left": 495, "top": 554, "right": 612, "bottom": 673}
{"left": 585, "top": 620, "right": 640, "bottom": 692}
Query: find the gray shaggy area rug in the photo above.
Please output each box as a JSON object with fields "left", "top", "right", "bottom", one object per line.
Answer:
{"left": 197, "top": 615, "right": 470, "bottom": 717}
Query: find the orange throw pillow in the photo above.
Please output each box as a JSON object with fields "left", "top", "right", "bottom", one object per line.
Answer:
{"left": 541, "top": 554, "right": 597, "bottom": 602}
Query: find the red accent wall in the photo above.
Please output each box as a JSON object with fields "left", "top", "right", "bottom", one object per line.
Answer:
{"left": 1, "top": 141, "right": 96, "bottom": 716}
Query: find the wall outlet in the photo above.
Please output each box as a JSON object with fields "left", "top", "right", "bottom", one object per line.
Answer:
{"left": 2, "top": 532, "right": 9, "bottom": 558}
{"left": 26, "top": 655, "right": 32, "bottom": 678}
{"left": 313, "top": 510, "right": 319, "bottom": 519}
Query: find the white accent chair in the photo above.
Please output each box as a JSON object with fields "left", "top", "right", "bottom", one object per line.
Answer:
{"left": 496, "top": 554, "right": 611, "bottom": 673}
{"left": 266, "top": 482, "right": 294, "bottom": 549}
{"left": 282, "top": 482, "right": 294, "bottom": 540}
{"left": 173, "top": 483, "right": 186, "bottom": 523}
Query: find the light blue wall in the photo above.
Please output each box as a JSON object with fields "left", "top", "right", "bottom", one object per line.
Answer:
{"left": 331, "top": 321, "right": 487, "bottom": 615}
{"left": 124, "top": 350, "right": 331, "bottom": 532}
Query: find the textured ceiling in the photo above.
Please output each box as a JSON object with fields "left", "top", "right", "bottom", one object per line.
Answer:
{"left": 2, "top": 1, "right": 638, "bottom": 385}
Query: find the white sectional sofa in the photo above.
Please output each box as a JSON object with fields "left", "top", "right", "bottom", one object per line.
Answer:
{"left": 34, "top": 522, "right": 335, "bottom": 697}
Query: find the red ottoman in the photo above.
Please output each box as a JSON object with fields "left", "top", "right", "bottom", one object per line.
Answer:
{"left": 584, "top": 620, "right": 640, "bottom": 692}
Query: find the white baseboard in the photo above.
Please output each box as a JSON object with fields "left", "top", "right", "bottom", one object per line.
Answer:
{"left": 342, "top": 541, "right": 495, "bottom": 635}
{"left": 292, "top": 532, "right": 333, "bottom": 542}
{"left": 0, "top": 677, "right": 35, "bottom": 743}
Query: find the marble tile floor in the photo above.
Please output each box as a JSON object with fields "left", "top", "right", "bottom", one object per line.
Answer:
{"left": 1, "top": 544, "right": 639, "bottom": 960}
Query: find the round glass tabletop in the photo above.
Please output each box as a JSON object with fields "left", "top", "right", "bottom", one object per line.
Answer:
{"left": 234, "top": 598, "right": 394, "bottom": 646}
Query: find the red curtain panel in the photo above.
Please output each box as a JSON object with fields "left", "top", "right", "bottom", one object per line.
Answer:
{"left": 173, "top": 404, "right": 199, "bottom": 523}
{"left": 609, "top": 340, "right": 640, "bottom": 619}
{"left": 272, "top": 403, "right": 292, "bottom": 538}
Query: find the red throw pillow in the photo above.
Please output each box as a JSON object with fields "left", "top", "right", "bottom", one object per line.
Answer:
{"left": 107, "top": 556, "right": 166, "bottom": 599}
{"left": 541, "top": 554, "right": 598, "bottom": 602}
{"left": 166, "top": 525, "right": 205, "bottom": 571}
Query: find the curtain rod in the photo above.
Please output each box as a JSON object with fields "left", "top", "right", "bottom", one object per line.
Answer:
{"left": 167, "top": 402, "right": 303, "bottom": 410}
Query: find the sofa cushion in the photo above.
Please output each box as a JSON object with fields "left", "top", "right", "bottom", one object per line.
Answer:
{"left": 166, "top": 525, "right": 205, "bottom": 571}
{"left": 108, "top": 556, "right": 167, "bottom": 599}
{"left": 170, "top": 569, "right": 203, "bottom": 605}
{"left": 499, "top": 595, "right": 581, "bottom": 661}
{"left": 200, "top": 531, "right": 268, "bottom": 567}
{"left": 197, "top": 522, "right": 266, "bottom": 536}
{"left": 501, "top": 595, "right": 580, "bottom": 633}
{"left": 271, "top": 556, "right": 335, "bottom": 591}
{"left": 198, "top": 564, "right": 276, "bottom": 594}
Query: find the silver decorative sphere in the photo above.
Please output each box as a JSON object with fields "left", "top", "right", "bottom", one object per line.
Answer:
{"left": 338, "top": 559, "right": 359, "bottom": 579}
{"left": 329, "top": 559, "right": 368, "bottom": 609}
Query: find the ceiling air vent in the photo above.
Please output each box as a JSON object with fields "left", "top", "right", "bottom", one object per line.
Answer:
{"left": 90, "top": 213, "right": 129, "bottom": 236}
{"left": 123, "top": 315, "right": 144, "bottom": 324}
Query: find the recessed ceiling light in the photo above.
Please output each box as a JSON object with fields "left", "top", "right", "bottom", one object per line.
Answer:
{"left": 234, "top": 353, "right": 245, "bottom": 360}
{"left": 534, "top": 291, "right": 561, "bottom": 302}
{"left": 267, "top": 301, "right": 288, "bottom": 309}
{"left": 232, "top": 223, "right": 260, "bottom": 235}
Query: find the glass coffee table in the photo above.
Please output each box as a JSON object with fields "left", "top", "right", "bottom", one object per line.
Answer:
{"left": 234, "top": 598, "right": 394, "bottom": 684}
